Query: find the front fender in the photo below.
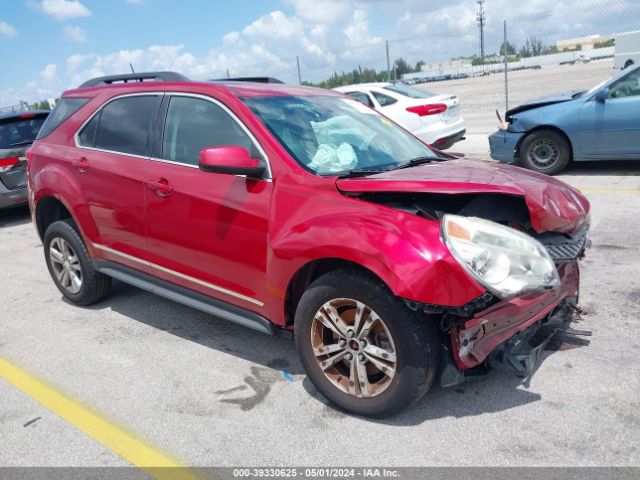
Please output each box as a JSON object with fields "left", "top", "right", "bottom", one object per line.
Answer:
{"left": 266, "top": 185, "right": 485, "bottom": 323}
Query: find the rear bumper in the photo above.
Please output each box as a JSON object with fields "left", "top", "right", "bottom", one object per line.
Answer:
{"left": 451, "top": 261, "right": 580, "bottom": 370}
{"left": 413, "top": 118, "right": 466, "bottom": 148}
{"left": 0, "top": 184, "right": 28, "bottom": 209}
{"left": 431, "top": 129, "right": 467, "bottom": 150}
{"left": 488, "top": 130, "right": 525, "bottom": 163}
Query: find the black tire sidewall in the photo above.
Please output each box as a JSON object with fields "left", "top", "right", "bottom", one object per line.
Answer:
{"left": 295, "top": 272, "right": 437, "bottom": 417}
{"left": 520, "top": 130, "right": 570, "bottom": 175}
{"left": 43, "top": 220, "right": 101, "bottom": 305}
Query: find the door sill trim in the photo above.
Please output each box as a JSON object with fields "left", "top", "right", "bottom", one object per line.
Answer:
{"left": 95, "top": 260, "right": 277, "bottom": 336}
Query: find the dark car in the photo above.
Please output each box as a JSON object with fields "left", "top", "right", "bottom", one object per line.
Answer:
{"left": 0, "top": 110, "right": 49, "bottom": 209}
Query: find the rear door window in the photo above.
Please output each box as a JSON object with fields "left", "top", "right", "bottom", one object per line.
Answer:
{"left": 0, "top": 114, "right": 48, "bottom": 149}
{"left": 94, "top": 95, "right": 161, "bottom": 156}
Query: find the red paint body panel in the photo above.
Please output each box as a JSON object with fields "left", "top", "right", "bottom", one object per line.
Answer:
{"left": 29, "top": 80, "right": 591, "bottom": 369}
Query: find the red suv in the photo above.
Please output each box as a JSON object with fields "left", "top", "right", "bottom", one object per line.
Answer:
{"left": 28, "top": 72, "right": 590, "bottom": 416}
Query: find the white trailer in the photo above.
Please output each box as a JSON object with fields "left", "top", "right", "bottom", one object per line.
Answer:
{"left": 615, "top": 31, "right": 640, "bottom": 70}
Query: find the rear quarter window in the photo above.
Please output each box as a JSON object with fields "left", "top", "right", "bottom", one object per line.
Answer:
{"left": 36, "top": 98, "right": 89, "bottom": 139}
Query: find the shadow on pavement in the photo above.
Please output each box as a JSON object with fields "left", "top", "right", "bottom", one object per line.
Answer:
{"left": 73, "top": 279, "right": 547, "bottom": 422}
{"left": 74, "top": 280, "right": 303, "bottom": 374}
{"left": 0, "top": 205, "right": 31, "bottom": 229}
{"left": 561, "top": 159, "right": 640, "bottom": 176}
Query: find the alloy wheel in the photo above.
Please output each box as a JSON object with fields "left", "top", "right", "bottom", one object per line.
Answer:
{"left": 49, "top": 237, "right": 83, "bottom": 294}
{"left": 311, "top": 298, "right": 397, "bottom": 398}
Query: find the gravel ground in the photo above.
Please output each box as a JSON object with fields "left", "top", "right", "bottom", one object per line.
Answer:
{"left": 418, "top": 59, "right": 617, "bottom": 134}
{"left": 1, "top": 162, "right": 640, "bottom": 469}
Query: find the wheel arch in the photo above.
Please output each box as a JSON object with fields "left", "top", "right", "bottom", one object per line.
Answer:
{"left": 34, "top": 195, "right": 74, "bottom": 240}
{"left": 284, "top": 258, "right": 389, "bottom": 326}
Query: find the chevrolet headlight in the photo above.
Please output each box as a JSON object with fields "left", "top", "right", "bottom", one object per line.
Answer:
{"left": 442, "top": 215, "right": 560, "bottom": 298}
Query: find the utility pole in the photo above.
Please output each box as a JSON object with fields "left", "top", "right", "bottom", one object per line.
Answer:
{"left": 503, "top": 20, "right": 509, "bottom": 111}
{"left": 385, "top": 40, "right": 391, "bottom": 82}
{"left": 476, "top": 0, "right": 486, "bottom": 60}
{"left": 296, "top": 56, "right": 302, "bottom": 85}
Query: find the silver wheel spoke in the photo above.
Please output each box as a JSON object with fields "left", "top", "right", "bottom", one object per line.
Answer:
{"left": 364, "top": 352, "right": 395, "bottom": 377}
{"left": 315, "top": 311, "right": 345, "bottom": 338}
{"left": 348, "top": 357, "right": 358, "bottom": 396}
{"left": 356, "top": 359, "right": 370, "bottom": 397}
{"left": 60, "top": 270, "right": 70, "bottom": 288}
{"left": 69, "top": 271, "right": 82, "bottom": 291}
{"left": 363, "top": 344, "right": 396, "bottom": 363}
{"left": 319, "top": 349, "right": 348, "bottom": 371}
{"left": 356, "top": 310, "right": 380, "bottom": 340}
{"left": 352, "top": 301, "right": 367, "bottom": 337}
{"left": 49, "top": 246, "right": 64, "bottom": 264}
{"left": 313, "top": 343, "right": 346, "bottom": 357}
{"left": 324, "top": 304, "right": 349, "bottom": 336}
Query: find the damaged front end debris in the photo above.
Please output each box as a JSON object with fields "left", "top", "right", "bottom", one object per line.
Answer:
{"left": 438, "top": 298, "right": 592, "bottom": 388}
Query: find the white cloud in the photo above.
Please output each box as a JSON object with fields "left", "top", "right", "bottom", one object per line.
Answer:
{"left": 243, "top": 11, "right": 303, "bottom": 39}
{"left": 38, "top": 0, "right": 91, "bottom": 21}
{"left": 285, "top": 0, "right": 352, "bottom": 24}
{"left": 0, "top": 21, "right": 17, "bottom": 38}
{"left": 223, "top": 31, "right": 241, "bottom": 44}
{"left": 2, "top": 0, "right": 635, "bottom": 107}
{"left": 63, "top": 25, "right": 87, "bottom": 42}
{"left": 40, "top": 64, "right": 57, "bottom": 80}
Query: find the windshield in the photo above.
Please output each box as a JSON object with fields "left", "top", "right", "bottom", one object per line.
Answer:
{"left": 243, "top": 95, "right": 437, "bottom": 175}
{"left": 383, "top": 84, "right": 437, "bottom": 98}
{"left": 585, "top": 66, "right": 637, "bottom": 96}
{"left": 0, "top": 115, "right": 48, "bottom": 149}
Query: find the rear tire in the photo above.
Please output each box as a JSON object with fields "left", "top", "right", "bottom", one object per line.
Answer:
{"left": 44, "top": 219, "right": 111, "bottom": 306}
{"left": 519, "top": 129, "right": 570, "bottom": 175}
{"left": 294, "top": 269, "right": 439, "bottom": 417}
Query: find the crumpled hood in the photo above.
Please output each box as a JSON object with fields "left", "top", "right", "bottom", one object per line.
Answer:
{"left": 335, "top": 159, "right": 590, "bottom": 233}
{"left": 506, "top": 89, "right": 583, "bottom": 118}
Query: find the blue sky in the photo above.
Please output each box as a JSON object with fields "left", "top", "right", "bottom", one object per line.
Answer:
{"left": 0, "top": 0, "right": 636, "bottom": 106}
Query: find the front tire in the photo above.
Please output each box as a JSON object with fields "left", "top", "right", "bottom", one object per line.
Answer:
{"left": 519, "top": 129, "right": 570, "bottom": 175}
{"left": 294, "top": 269, "right": 439, "bottom": 417}
{"left": 44, "top": 219, "right": 111, "bottom": 306}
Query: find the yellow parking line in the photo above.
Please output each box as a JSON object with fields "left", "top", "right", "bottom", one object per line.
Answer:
{"left": 0, "top": 357, "right": 201, "bottom": 480}
{"left": 581, "top": 188, "right": 640, "bottom": 194}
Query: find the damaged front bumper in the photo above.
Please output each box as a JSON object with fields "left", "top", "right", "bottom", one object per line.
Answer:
{"left": 437, "top": 258, "right": 591, "bottom": 387}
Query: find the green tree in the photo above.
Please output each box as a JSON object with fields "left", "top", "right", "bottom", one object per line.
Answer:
{"left": 393, "top": 57, "right": 412, "bottom": 76}
{"left": 500, "top": 40, "right": 517, "bottom": 56}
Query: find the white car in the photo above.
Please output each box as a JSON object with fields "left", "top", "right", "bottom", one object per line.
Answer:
{"left": 333, "top": 83, "right": 465, "bottom": 149}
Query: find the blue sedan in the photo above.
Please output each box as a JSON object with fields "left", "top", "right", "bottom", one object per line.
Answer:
{"left": 489, "top": 64, "right": 640, "bottom": 175}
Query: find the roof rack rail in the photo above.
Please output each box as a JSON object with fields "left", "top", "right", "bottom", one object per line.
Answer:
{"left": 212, "top": 77, "right": 285, "bottom": 84}
{"left": 79, "top": 71, "right": 190, "bottom": 88}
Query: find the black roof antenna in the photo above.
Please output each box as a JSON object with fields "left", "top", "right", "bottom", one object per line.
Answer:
{"left": 129, "top": 63, "right": 135, "bottom": 74}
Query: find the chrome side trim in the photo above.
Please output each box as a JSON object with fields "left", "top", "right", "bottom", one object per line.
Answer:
{"left": 93, "top": 243, "right": 264, "bottom": 307}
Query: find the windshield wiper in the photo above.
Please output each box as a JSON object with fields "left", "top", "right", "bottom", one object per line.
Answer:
{"left": 337, "top": 166, "right": 395, "bottom": 178}
{"left": 394, "top": 156, "right": 439, "bottom": 170}
{"left": 8, "top": 140, "right": 34, "bottom": 147}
